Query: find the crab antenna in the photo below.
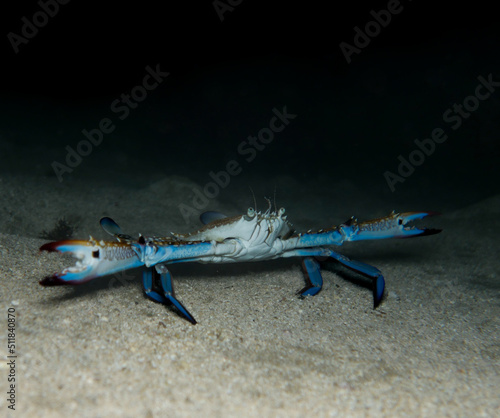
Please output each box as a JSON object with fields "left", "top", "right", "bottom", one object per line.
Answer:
{"left": 273, "top": 184, "right": 277, "bottom": 213}
{"left": 249, "top": 185, "right": 257, "bottom": 212}
{"left": 264, "top": 196, "right": 272, "bottom": 214}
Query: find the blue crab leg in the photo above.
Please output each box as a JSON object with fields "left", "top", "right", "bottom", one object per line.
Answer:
{"left": 142, "top": 265, "right": 197, "bottom": 324}
{"left": 328, "top": 252, "right": 385, "bottom": 308}
{"left": 142, "top": 268, "right": 166, "bottom": 304}
{"left": 299, "top": 257, "right": 323, "bottom": 297}
{"left": 290, "top": 249, "right": 385, "bottom": 308}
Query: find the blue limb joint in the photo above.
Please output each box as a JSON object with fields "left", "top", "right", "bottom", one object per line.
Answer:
{"left": 300, "top": 257, "right": 323, "bottom": 297}
{"left": 142, "top": 264, "right": 197, "bottom": 324}
{"left": 295, "top": 248, "right": 386, "bottom": 308}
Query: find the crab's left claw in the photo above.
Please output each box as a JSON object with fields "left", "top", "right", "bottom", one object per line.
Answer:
{"left": 40, "top": 240, "right": 99, "bottom": 285}
{"left": 351, "top": 211, "right": 442, "bottom": 241}
{"left": 39, "top": 240, "right": 143, "bottom": 286}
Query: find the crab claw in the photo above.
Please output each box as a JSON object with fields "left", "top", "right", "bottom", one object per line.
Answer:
{"left": 351, "top": 211, "right": 441, "bottom": 241}
{"left": 394, "top": 211, "right": 442, "bottom": 238}
{"left": 39, "top": 240, "right": 143, "bottom": 286}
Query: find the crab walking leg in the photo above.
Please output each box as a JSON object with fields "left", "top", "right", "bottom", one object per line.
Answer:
{"left": 137, "top": 240, "right": 242, "bottom": 324}
{"left": 329, "top": 252, "right": 385, "bottom": 308}
{"left": 299, "top": 257, "right": 323, "bottom": 297}
{"left": 142, "top": 268, "right": 166, "bottom": 303}
{"left": 287, "top": 249, "right": 385, "bottom": 307}
{"left": 142, "top": 265, "right": 197, "bottom": 324}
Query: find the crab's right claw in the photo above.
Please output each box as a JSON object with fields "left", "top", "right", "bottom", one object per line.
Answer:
{"left": 39, "top": 240, "right": 143, "bottom": 286}
{"left": 396, "top": 212, "right": 442, "bottom": 238}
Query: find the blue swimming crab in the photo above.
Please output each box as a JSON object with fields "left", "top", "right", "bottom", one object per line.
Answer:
{"left": 40, "top": 204, "right": 441, "bottom": 324}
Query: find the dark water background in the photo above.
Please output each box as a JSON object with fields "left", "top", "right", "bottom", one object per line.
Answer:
{"left": 2, "top": 1, "right": 499, "bottom": 223}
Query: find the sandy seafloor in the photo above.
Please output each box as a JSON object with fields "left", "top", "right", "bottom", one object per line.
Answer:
{"left": 1, "top": 21, "right": 500, "bottom": 416}
{"left": 0, "top": 174, "right": 498, "bottom": 417}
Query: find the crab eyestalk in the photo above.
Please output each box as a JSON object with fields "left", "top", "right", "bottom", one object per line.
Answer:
{"left": 39, "top": 239, "right": 143, "bottom": 286}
